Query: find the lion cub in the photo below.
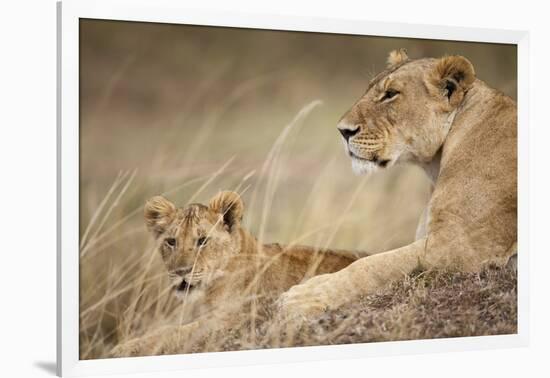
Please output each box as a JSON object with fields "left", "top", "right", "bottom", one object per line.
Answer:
{"left": 111, "top": 191, "right": 359, "bottom": 357}
{"left": 145, "top": 190, "right": 359, "bottom": 314}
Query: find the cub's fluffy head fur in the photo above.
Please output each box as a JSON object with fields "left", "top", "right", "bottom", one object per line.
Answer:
{"left": 144, "top": 191, "right": 245, "bottom": 301}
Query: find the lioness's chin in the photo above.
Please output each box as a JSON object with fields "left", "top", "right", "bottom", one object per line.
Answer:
{"left": 351, "top": 157, "right": 381, "bottom": 176}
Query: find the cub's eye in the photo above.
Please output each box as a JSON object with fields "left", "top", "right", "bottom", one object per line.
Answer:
{"left": 197, "top": 237, "right": 208, "bottom": 247}
{"left": 381, "top": 89, "right": 400, "bottom": 101}
{"left": 164, "top": 238, "right": 176, "bottom": 248}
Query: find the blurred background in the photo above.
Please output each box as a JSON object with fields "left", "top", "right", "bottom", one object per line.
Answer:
{"left": 78, "top": 19, "right": 517, "bottom": 358}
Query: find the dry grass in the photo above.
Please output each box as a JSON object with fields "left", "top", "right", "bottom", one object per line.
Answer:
{"left": 291, "top": 265, "right": 517, "bottom": 346}
{"left": 217, "top": 266, "right": 517, "bottom": 352}
{"left": 116, "top": 265, "right": 516, "bottom": 356}
{"left": 78, "top": 20, "right": 517, "bottom": 359}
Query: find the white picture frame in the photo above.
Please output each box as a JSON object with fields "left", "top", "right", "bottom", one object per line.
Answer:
{"left": 57, "top": 0, "right": 529, "bottom": 376}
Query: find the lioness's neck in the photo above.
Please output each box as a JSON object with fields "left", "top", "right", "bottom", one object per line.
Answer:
{"left": 418, "top": 80, "right": 514, "bottom": 185}
{"left": 438, "top": 80, "right": 515, "bottom": 174}
{"left": 418, "top": 148, "right": 442, "bottom": 185}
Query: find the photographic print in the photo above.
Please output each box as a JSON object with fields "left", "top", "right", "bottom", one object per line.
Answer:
{"left": 77, "top": 18, "right": 518, "bottom": 360}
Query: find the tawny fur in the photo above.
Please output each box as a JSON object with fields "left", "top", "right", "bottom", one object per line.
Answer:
{"left": 386, "top": 48, "right": 409, "bottom": 67}
{"left": 111, "top": 191, "right": 359, "bottom": 357}
{"left": 279, "top": 50, "right": 516, "bottom": 319}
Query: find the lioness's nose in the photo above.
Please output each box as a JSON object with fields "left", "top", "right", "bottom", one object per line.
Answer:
{"left": 338, "top": 125, "right": 360, "bottom": 142}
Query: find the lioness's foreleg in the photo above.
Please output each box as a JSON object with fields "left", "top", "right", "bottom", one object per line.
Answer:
{"left": 277, "top": 238, "right": 427, "bottom": 320}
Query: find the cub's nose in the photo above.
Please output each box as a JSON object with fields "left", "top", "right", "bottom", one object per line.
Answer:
{"left": 338, "top": 126, "right": 360, "bottom": 142}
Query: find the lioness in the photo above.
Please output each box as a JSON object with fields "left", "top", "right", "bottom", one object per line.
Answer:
{"left": 278, "top": 49, "right": 517, "bottom": 319}
{"left": 111, "top": 191, "right": 360, "bottom": 356}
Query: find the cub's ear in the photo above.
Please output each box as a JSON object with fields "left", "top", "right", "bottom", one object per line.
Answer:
{"left": 144, "top": 196, "right": 176, "bottom": 237}
{"left": 386, "top": 48, "right": 409, "bottom": 67}
{"left": 432, "top": 55, "right": 476, "bottom": 107}
{"left": 208, "top": 191, "right": 244, "bottom": 232}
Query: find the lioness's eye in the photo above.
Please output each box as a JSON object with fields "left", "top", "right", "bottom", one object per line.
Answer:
{"left": 164, "top": 238, "right": 176, "bottom": 248}
{"left": 197, "top": 237, "right": 208, "bottom": 247}
{"left": 381, "top": 89, "right": 399, "bottom": 101}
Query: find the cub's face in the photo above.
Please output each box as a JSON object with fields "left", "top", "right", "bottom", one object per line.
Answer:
{"left": 337, "top": 50, "right": 475, "bottom": 175}
{"left": 144, "top": 192, "right": 244, "bottom": 298}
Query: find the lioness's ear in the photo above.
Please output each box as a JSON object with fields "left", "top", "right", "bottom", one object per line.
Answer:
{"left": 432, "top": 55, "right": 476, "bottom": 106}
{"left": 144, "top": 196, "right": 176, "bottom": 237}
{"left": 208, "top": 191, "right": 244, "bottom": 232}
{"left": 387, "top": 48, "right": 409, "bottom": 67}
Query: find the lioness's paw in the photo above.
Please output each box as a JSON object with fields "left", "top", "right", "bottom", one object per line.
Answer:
{"left": 276, "top": 274, "right": 340, "bottom": 321}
